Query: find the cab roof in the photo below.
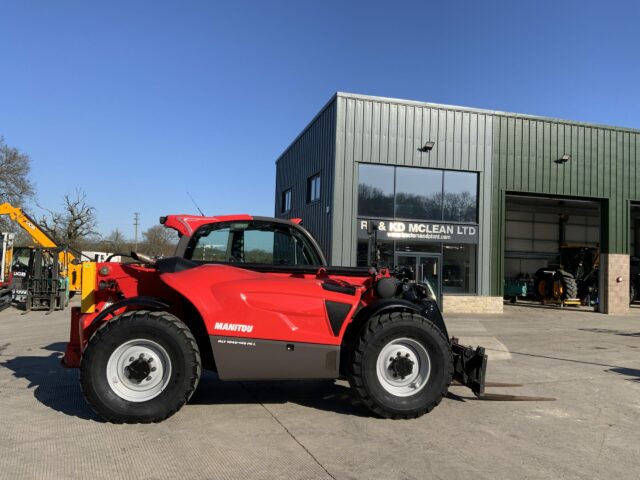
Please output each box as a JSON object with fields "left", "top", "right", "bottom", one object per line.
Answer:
{"left": 160, "top": 214, "right": 302, "bottom": 236}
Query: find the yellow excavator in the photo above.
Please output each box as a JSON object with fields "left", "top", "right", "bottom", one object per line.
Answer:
{"left": 0, "top": 202, "right": 82, "bottom": 307}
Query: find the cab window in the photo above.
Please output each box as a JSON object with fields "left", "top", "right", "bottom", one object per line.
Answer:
{"left": 185, "top": 221, "right": 321, "bottom": 265}
{"left": 12, "top": 248, "right": 31, "bottom": 269}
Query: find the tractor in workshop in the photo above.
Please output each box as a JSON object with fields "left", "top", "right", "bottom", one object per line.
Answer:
{"left": 533, "top": 213, "right": 600, "bottom": 307}
{"left": 534, "top": 245, "right": 599, "bottom": 307}
{"left": 536, "top": 247, "right": 640, "bottom": 306}
{"left": 63, "top": 214, "right": 491, "bottom": 423}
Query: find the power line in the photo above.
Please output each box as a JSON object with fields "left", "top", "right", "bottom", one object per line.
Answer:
{"left": 133, "top": 212, "right": 140, "bottom": 251}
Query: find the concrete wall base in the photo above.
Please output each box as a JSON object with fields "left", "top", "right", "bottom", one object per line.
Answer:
{"left": 599, "top": 254, "right": 630, "bottom": 315}
{"left": 442, "top": 295, "right": 503, "bottom": 314}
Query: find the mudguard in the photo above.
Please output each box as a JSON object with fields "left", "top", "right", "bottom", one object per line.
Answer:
{"left": 353, "top": 298, "right": 449, "bottom": 338}
{"left": 89, "top": 296, "right": 170, "bottom": 326}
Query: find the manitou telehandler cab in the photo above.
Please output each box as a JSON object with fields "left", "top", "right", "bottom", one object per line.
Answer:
{"left": 63, "top": 214, "right": 489, "bottom": 423}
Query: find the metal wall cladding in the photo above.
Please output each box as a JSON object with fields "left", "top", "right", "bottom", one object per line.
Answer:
{"left": 275, "top": 98, "right": 337, "bottom": 259}
{"left": 332, "top": 93, "right": 494, "bottom": 295}
{"left": 276, "top": 92, "right": 640, "bottom": 296}
{"left": 491, "top": 116, "right": 640, "bottom": 291}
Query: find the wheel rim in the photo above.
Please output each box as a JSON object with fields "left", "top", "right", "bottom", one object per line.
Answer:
{"left": 106, "top": 339, "right": 172, "bottom": 402}
{"left": 376, "top": 337, "right": 431, "bottom": 397}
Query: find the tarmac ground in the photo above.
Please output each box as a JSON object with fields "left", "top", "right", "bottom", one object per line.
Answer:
{"left": 1, "top": 301, "right": 639, "bottom": 480}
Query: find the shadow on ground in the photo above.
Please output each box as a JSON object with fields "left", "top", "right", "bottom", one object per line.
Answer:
{"left": 190, "top": 372, "right": 371, "bottom": 417}
{"left": 0, "top": 342, "right": 101, "bottom": 421}
{"left": 504, "top": 301, "right": 595, "bottom": 313}
{"left": 1, "top": 342, "right": 371, "bottom": 420}
{"left": 606, "top": 367, "right": 640, "bottom": 383}
{"left": 579, "top": 328, "right": 640, "bottom": 338}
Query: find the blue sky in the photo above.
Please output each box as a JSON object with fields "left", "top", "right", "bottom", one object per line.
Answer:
{"left": 1, "top": 0, "right": 638, "bottom": 238}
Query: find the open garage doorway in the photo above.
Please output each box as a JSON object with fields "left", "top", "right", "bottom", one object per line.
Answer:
{"left": 630, "top": 203, "right": 640, "bottom": 309}
{"left": 504, "top": 194, "right": 600, "bottom": 309}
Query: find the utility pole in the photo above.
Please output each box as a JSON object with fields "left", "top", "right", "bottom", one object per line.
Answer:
{"left": 133, "top": 212, "right": 140, "bottom": 251}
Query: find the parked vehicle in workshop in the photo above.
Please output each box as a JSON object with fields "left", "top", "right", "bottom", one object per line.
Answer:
{"left": 534, "top": 246, "right": 599, "bottom": 307}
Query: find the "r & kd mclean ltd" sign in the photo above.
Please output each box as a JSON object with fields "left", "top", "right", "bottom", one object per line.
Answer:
{"left": 357, "top": 219, "right": 479, "bottom": 244}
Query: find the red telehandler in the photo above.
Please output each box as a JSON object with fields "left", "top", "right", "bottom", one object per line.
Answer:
{"left": 63, "top": 214, "right": 489, "bottom": 423}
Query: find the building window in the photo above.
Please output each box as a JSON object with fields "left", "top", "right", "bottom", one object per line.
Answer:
{"left": 395, "top": 167, "right": 443, "bottom": 220}
{"left": 357, "top": 239, "right": 394, "bottom": 268}
{"left": 357, "top": 164, "right": 478, "bottom": 224}
{"left": 443, "top": 171, "right": 477, "bottom": 223}
{"left": 442, "top": 244, "right": 477, "bottom": 294}
{"left": 307, "top": 174, "right": 321, "bottom": 203}
{"left": 358, "top": 164, "right": 394, "bottom": 217}
{"left": 281, "top": 189, "right": 292, "bottom": 213}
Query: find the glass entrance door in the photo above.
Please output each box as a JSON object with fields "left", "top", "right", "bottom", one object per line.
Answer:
{"left": 396, "top": 253, "right": 441, "bottom": 305}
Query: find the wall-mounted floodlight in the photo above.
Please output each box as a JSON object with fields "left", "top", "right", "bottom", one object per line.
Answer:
{"left": 554, "top": 154, "right": 571, "bottom": 164}
{"left": 418, "top": 141, "right": 435, "bottom": 152}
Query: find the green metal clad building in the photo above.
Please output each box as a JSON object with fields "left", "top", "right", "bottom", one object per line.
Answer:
{"left": 275, "top": 93, "right": 640, "bottom": 314}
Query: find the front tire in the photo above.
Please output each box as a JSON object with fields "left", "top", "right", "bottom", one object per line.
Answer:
{"left": 346, "top": 311, "right": 452, "bottom": 419}
{"left": 80, "top": 310, "right": 201, "bottom": 423}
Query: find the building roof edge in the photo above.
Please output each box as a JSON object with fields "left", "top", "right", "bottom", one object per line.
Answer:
{"left": 335, "top": 92, "right": 640, "bottom": 134}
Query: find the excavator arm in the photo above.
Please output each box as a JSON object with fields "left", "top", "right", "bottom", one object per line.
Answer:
{"left": 0, "top": 202, "right": 57, "bottom": 248}
{"left": 0, "top": 202, "right": 82, "bottom": 292}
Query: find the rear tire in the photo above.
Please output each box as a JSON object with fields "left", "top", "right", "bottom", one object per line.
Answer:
{"left": 346, "top": 311, "right": 452, "bottom": 419}
{"left": 80, "top": 310, "right": 201, "bottom": 423}
{"left": 559, "top": 270, "right": 578, "bottom": 299}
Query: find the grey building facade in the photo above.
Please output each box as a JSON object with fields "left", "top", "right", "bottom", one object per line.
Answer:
{"left": 275, "top": 92, "right": 640, "bottom": 314}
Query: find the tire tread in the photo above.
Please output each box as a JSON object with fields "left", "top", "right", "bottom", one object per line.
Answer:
{"left": 347, "top": 311, "right": 453, "bottom": 419}
{"left": 80, "top": 310, "right": 201, "bottom": 424}
{"left": 559, "top": 270, "right": 578, "bottom": 300}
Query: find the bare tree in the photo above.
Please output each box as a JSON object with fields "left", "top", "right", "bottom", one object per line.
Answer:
{"left": 39, "top": 189, "right": 98, "bottom": 249}
{"left": 141, "top": 225, "right": 177, "bottom": 257}
{"left": 71, "top": 230, "right": 132, "bottom": 257}
{"left": 0, "top": 136, "right": 35, "bottom": 233}
{"left": 11, "top": 228, "right": 33, "bottom": 246}
{"left": 0, "top": 136, "right": 34, "bottom": 205}
{"left": 105, "top": 229, "right": 127, "bottom": 252}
